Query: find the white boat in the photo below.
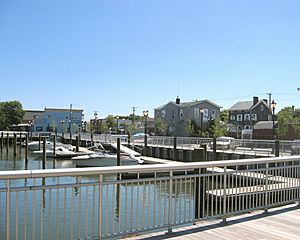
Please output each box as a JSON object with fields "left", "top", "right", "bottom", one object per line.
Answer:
{"left": 110, "top": 143, "right": 143, "bottom": 163}
{"left": 71, "top": 151, "right": 143, "bottom": 167}
{"left": 33, "top": 146, "right": 78, "bottom": 158}
{"left": 28, "top": 141, "right": 53, "bottom": 151}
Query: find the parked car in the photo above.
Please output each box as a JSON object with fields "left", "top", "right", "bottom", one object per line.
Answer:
{"left": 210, "top": 137, "right": 239, "bottom": 150}
{"left": 291, "top": 139, "right": 300, "bottom": 155}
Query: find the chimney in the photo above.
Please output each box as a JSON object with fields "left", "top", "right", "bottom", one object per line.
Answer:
{"left": 253, "top": 96, "right": 259, "bottom": 106}
{"left": 263, "top": 99, "right": 268, "bottom": 105}
{"left": 176, "top": 96, "right": 180, "bottom": 105}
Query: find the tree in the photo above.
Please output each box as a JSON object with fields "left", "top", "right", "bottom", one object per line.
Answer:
{"left": 277, "top": 106, "right": 300, "bottom": 138}
{"left": 210, "top": 118, "right": 228, "bottom": 137}
{"left": 155, "top": 117, "right": 168, "bottom": 135}
{"left": 0, "top": 101, "right": 25, "bottom": 130}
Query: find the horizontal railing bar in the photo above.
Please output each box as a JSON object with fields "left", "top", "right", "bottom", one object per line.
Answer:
{"left": 1, "top": 156, "right": 299, "bottom": 180}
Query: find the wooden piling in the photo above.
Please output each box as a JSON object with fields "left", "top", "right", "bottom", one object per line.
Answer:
{"left": 144, "top": 134, "right": 148, "bottom": 156}
{"left": 13, "top": 133, "right": 17, "bottom": 156}
{"left": 6, "top": 133, "right": 9, "bottom": 152}
{"left": 19, "top": 132, "right": 22, "bottom": 152}
{"left": 38, "top": 134, "right": 41, "bottom": 150}
{"left": 25, "top": 133, "right": 29, "bottom": 161}
{"left": 173, "top": 136, "right": 177, "bottom": 160}
{"left": 42, "top": 137, "right": 46, "bottom": 169}
{"left": 275, "top": 139, "right": 280, "bottom": 157}
{"left": 213, "top": 137, "right": 217, "bottom": 160}
{"left": 0, "top": 132, "right": 3, "bottom": 150}
{"left": 53, "top": 135, "right": 56, "bottom": 158}
{"left": 76, "top": 136, "right": 79, "bottom": 152}
{"left": 117, "top": 138, "right": 121, "bottom": 166}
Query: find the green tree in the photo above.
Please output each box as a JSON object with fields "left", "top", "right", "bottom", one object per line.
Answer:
{"left": 155, "top": 117, "right": 168, "bottom": 135}
{"left": 210, "top": 118, "right": 228, "bottom": 137}
{"left": 277, "top": 106, "right": 300, "bottom": 138}
{"left": 0, "top": 101, "right": 25, "bottom": 130}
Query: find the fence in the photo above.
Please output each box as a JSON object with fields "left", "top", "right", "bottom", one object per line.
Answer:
{"left": 1, "top": 156, "right": 300, "bottom": 239}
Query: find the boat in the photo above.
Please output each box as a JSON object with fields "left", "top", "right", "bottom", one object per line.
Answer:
{"left": 71, "top": 151, "right": 143, "bottom": 167}
{"left": 33, "top": 146, "right": 78, "bottom": 158}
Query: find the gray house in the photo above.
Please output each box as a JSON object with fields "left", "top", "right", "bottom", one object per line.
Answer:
{"left": 228, "top": 97, "right": 272, "bottom": 138}
{"left": 154, "top": 97, "right": 222, "bottom": 136}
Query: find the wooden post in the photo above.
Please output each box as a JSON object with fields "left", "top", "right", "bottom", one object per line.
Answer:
{"left": 213, "top": 137, "right": 217, "bottom": 160}
{"left": 42, "top": 137, "right": 46, "bottom": 169}
{"left": 53, "top": 134, "right": 56, "bottom": 158}
{"left": 275, "top": 139, "right": 280, "bottom": 157}
{"left": 0, "top": 132, "right": 3, "bottom": 150}
{"left": 194, "top": 148, "right": 207, "bottom": 219}
{"left": 117, "top": 138, "right": 121, "bottom": 166}
{"left": 62, "top": 132, "right": 65, "bottom": 143}
{"left": 6, "top": 133, "right": 9, "bottom": 152}
{"left": 173, "top": 136, "right": 177, "bottom": 161}
{"left": 25, "top": 133, "right": 29, "bottom": 162}
{"left": 79, "top": 133, "right": 81, "bottom": 147}
{"left": 13, "top": 133, "right": 17, "bottom": 156}
{"left": 144, "top": 134, "right": 148, "bottom": 156}
{"left": 76, "top": 136, "right": 79, "bottom": 152}
{"left": 38, "top": 134, "right": 41, "bottom": 150}
{"left": 19, "top": 132, "right": 22, "bottom": 152}
{"left": 91, "top": 133, "right": 94, "bottom": 146}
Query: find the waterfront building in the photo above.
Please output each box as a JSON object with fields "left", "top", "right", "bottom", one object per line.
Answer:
{"left": 23, "top": 107, "right": 84, "bottom": 133}
{"left": 228, "top": 96, "right": 271, "bottom": 138}
{"left": 154, "top": 97, "right": 221, "bottom": 136}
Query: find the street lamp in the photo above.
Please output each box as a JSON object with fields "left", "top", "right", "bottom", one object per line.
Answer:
{"left": 199, "top": 107, "right": 205, "bottom": 135}
{"left": 143, "top": 110, "right": 149, "bottom": 155}
{"left": 271, "top": 100, "right": 277, "bottom": 139}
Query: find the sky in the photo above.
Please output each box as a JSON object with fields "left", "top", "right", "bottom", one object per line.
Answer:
{"left": 1, "top": 0, "right": 300, "bottom": 119}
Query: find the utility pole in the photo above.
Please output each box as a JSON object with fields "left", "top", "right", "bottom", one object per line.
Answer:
{"left": 132, "top": 107, "right": 137, "bottom": 124}
{"left": 266, "top": 93, "right": 272, "bottom": 108}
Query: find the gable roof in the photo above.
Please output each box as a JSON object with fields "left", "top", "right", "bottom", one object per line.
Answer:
{"left": 154, "top": 99, "right": 222, "bottom": 110}
{"left": 229, "top": 100, "right": 270, "bottom": 111}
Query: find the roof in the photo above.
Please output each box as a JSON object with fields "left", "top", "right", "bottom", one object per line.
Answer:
{"left": 228, "top": 101, "right": 253, "bottom": 111}
{"left": 229, "top": 100, "right": 270, "bottom": 111}
{"left": 154, "top": 99, "right": 222, "bottom": 110}
{"left": 45, "top": 108, "right": 83, "bottom": 112}
{"left": 254, "top": 121, "right": 278, "bottom": 129}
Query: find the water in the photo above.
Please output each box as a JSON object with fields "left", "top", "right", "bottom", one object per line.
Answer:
{"left": 0, "top": 146, "right": 195, "bottom": 239}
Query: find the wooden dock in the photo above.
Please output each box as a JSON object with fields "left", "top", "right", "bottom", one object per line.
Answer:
{"left": 125, "top": 204, "right": 300, "bottom": 240}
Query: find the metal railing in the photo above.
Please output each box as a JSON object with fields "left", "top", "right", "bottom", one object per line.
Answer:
{"left": 1, "top": 156, "right": 300, "bottom": 239}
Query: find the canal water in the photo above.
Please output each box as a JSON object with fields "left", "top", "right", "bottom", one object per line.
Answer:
{"left": 0, "top": 147, "right": 195, "bottom": 239}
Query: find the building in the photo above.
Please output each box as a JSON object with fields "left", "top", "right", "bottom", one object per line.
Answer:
{"left": 228, "top": 97, "right": 272, "bottom": 138}
{"left": 154, "top": 97, "right": 222, "bottom": 136}
{"left": 23, "top": 107, "right": 84, "bottom": 133}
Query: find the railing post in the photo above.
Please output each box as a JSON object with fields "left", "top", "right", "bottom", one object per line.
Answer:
{"left": 98, "top": 175, "right": 103, "bottom": 239}
{"left": 264, "top": 162, "right": 269, "bottom": 213}
{"left": 6, "top": 179, "right": 10, "bottom": 240}
{"left": 167, "top": 171, "right": 173, "bottom": 234}
{"left": 117, "top": 138, "right": 121, "bottom": 166}
{"left": 222, "top": 166, "right": 227, "bottom": 223}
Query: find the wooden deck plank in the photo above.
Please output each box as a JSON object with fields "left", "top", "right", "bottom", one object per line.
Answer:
{"left": 124, "top": 205, "right": 300, "bottom": 240}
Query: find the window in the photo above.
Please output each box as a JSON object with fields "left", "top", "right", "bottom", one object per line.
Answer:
{"left": 237, "top": 114, "right": 243, "bottom": 121}
{"left": 203, "top": 109, "right": 208, "bottom": 117}
{"left": 211, "top": 110, "right": 216, "bottom": 118}
{"left": 244, "top": 125, "right": 251, "bottom": 130}
{"left": 161, "top": 110, "right": 166, "bottom": 118}
{"left": 252, "top": 114, "right": 257, "bottom": 121}
{"left": 244, "top": 114, "right": 250, "bottom": 121}
{"left": 194, "top": 108, "right": 199, "bottom": 118}
{"left": 230, "top": 115, "right": 236, "bottom": 120}
{"left": 260, "top": 105, "right": 264, "bottom": 111}
{"left": 237, "top": 125, "right": 243, "bottom": 131}
{"left": 180, "top": 109, "right": 183, "bottom": 118}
